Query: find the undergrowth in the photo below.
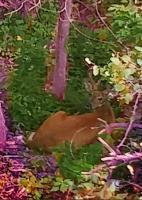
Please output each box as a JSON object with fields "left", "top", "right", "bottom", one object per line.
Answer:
{"left": 54, "top": 142, "right": 103, "bottom": 181}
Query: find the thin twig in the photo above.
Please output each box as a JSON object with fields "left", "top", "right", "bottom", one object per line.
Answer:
{"left": 102, "top": 151, "right": 142, "bottom": 164}
{"left": 95, "top": 1, "right": 129, "bottom": 52}
{"left": 28, "top": 0, "right": 41, "bottom": 12}
{"left": 4, "top": 0, "right": 28, "bottom": 16}
{"left": 109, "top": 122, "right": 142, "bottom": 130}
{"left": 82, "top": 164, "right": 107, "bottom": 175}
{"left": 62, "top": 0, "right": 116, "bottom": 45}
{"left": 118, "top": 92, "right": 141, "bottom": 149}
{"left": 97, "top": 136, "right": 116, "bottom": 155}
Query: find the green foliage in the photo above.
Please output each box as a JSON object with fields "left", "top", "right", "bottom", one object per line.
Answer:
{"left": 0, "top": 2, "right": 58, "bottom": 62}
{"left": 87, "top": 3, "right": 142, "bottom": 105}
{"left": 51, "top": 175, "right": 95, "bottom": 193}
{"left": 69, "top": 26, "right": 114, "bottom": 67}
{"left": 109, "top": 4, "right": 142, "bottom": 45}
{"left": 53, "top": 142, "right": 103, "bottom": 181}
{"left": 20, "top": 173, "right": 51, "bottom": 199}
{"left": 51, "top": 177, "right": 74, "bottom": 192}
{"left": 92, "top": 47, "right": 142, "bottom": 104}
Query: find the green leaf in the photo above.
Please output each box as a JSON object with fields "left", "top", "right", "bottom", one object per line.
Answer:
{"left": 114, "top": 84, "right": 125, "bottom": 92}
{"left": 91, "top": 174, "right": 99, "bottom": 184}
{"left": 82, "top": 182, "right": 94, "bottom": 189}
{"left": 121, "top": 0, "right": 128, "bottom": 3}
{"left": 135, "top": 46, "right": 142, "bottom": 52}
{"left": 34, "top": 191, "right": 42, "bottom": 199}
{"left": 55, "top": 177, "right": 63, "bottom": 183}
{"left": 53, "top": 182, "right": 62, "bottom": 187}
{"left": 51, "top": 186, "right": 60, "bottom": 192}
{"left": 64, "top": 179, "right": 74, "bottom": 186}
{"left": 110, "top": 57, "right": 121, "bottom": 65}
{"left": 123, "top": 68, "right": 135, "bottom": 78}
{"left": 124, "top": 93, "right": 133, "bottom": 104}
{"left": 133, "top": 83, "right": 141, "bottom": 91}
{"left": 137, "top": 59, "right": 142, "bottom": 66}
{"left": 60, "top": 183, "right": 69, "bottom": 192}
{"left": 121, "top": 55, "right": 131, "bottom": 63}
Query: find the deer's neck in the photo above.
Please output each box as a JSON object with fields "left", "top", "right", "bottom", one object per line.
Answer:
{"left": 95, "top": 102, "right": 115, "bottom": 123}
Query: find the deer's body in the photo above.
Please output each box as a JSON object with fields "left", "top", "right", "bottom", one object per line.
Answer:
{"left": 27, "top": 103, "right": 115, "bottom": 152}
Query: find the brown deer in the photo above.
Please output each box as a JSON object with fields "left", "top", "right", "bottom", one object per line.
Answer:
{"left": 27, "top": 60, "right": 115, "bottom": 152}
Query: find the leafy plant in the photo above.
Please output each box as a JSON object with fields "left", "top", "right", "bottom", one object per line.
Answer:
{"left": 53, "top": 142, "right": 103, "bottom": 182}
{"left": 20, "top": 173, "right": 52, "bottom": 199}
{"left": 91, "top": 47, "right": 142, "bottom": 104}
{"left": 109, "top": 4, "right": 142, "bottom": 46}
{"left": 51, "top": 177, "right": 74, "bottom": 193}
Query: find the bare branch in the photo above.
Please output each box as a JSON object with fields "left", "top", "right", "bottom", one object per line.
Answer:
{"left": 118, "top": 92, "right": 141, "bottom": 149}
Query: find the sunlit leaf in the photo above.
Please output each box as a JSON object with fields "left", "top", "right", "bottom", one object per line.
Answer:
{"left": 124, "top": 93, "right": 133, "bottom": 104}
{"left": 123, "top": 68, "right": 136, "bottom": 78}
{"left": 137, "top": 59, "right": 142, "bottom": 66}
{"left": 53, "top": 181, "right": 62, "bottom": 187}
{"left": 121, "top": 0, "right": 128, "bottom": 3}
{"left": 93, "top": 65, "right": 99, "bottom": 76}
{"left": 110, "top": 57, "right": 121, "bottom": 65}
{"left": 114, "top": 84, "right": 125, "bottom": 92}
{"left": 82, "top": 182, "right": 94, "bottom": 189}
{"left": 104, "top": 71, "right": 110, "bottom": 76}
{"left": 64, "top": 179, "right": 74, "bottom": 186}
{"left": 135, "top": 46, "right": 142, "bottom": 52}
{"left": 55, "top": 177, "right": 63, "bottom": 182}
{"left": 60, "top": 183, "right": 69, "bottom": 192}
{"left": 133, "top": 83, "right": 141, "bottom": 91}
{"left": 16, "top": 36, "right": 23, "bottom": 41}
{"left": 51, "top": 186, "right": 59, "bottom": 192}
{"left": 121, "top": 55, "right": 131, "bottom": 63}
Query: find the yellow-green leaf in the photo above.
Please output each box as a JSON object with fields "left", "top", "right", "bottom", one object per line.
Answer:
{"left": 121, "top": 55, "right": 131, "bottom": 63}
{"left": 114, "top": 84, "right": 125, "bottom": 92}
{"left": 135, "top": 46, "right": 142, "bottom": 52}
{"left": 123, "top": 68, "right": 135, "bottom": 78}
{"left": 137, "top": 59, "right": 142, "bottom": 66}
{"left": 110, "top": 57, "right": 121, "bottom": 65}
{"left": 124, "top": 93, "right": 133, "bottom": 104}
